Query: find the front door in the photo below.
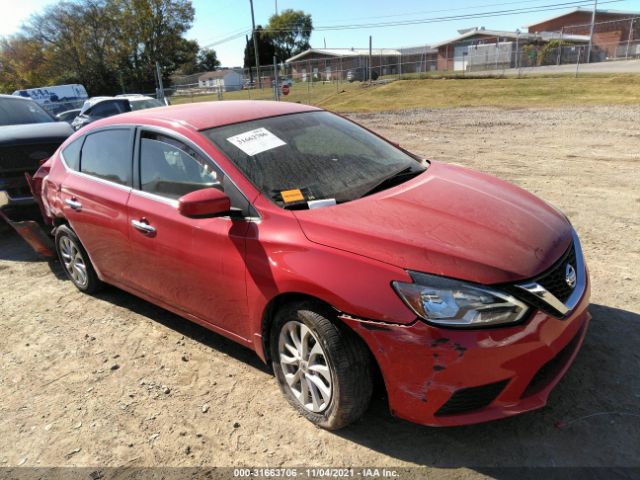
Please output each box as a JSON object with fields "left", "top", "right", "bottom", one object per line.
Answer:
{"left": 124, "top": 130, "right": 251, "bottom": 339}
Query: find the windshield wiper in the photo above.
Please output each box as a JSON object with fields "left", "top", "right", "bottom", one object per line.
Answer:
{"left": 360, "top": 167, "right": 423, "bottom": 198}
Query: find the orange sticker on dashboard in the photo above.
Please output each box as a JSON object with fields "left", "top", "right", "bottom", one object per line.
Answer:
{"left": 281, "top": 189, "right": 305, "bottom": 203}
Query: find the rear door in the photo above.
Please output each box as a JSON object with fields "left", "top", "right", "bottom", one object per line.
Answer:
{"left": 124, "top": 129, "right": 253, "bottom": 338}
{"left": 60, "top": 127, "right": 134, "bottom": 282}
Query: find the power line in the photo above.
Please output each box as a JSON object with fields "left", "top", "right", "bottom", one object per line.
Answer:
{"left": 201, "top": 26, "right": 252, "bottom": 47}
{"left": 202, "top": 0, "right": 624, "bottom": 48}
{"left": 334, "top": 0, "right": 586, "bottom": 22}
{"left": 202, "top": 29, "right": 252, "bottom": 48}
{"left": 264, "top": 0, "right": 624, "bottom": 32}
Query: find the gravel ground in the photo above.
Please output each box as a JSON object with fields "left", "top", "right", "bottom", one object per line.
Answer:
{"left": 0, "top": 106, "right": 639, "bottom": 476}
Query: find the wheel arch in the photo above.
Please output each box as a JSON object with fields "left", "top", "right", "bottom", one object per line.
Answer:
{"left": 259, "top": 291, "right": 388, "bottom": 404}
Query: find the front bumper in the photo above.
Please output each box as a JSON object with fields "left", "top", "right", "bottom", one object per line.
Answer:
{"left": 340, "top": 276, "right": 591, "bottom": 427}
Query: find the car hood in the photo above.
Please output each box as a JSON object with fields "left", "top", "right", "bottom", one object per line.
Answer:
{"left": 0, "top": 122, "right": 73, "bottom": 146}
{"left": 293, "top": 161, "right": 573, "bottom": 285}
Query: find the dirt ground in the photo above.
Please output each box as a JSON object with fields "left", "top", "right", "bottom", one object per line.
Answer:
{"left": 1, "top": 106, "right": 639, "bottom": 476}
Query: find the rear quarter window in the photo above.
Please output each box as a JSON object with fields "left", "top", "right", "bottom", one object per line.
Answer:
{"left": 80, "top": 129, "right": 133, "bottom": 186}
{"left": 61, "top": 137, "right": 83, "bottom": 171}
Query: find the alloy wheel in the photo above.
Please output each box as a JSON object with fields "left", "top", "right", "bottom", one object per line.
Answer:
{"left": 278, "top": 320, "right": 332, "bottom": 413}
{"left": 59, "top": 236, "right": 88, "bottom": 288}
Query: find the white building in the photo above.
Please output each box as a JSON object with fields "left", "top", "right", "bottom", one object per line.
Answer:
{"left": 198, "top": 70, "right": 243, "bottom": 92}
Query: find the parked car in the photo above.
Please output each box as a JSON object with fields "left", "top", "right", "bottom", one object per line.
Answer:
{"left": 116, "top": 94, "right": 167, "bottom": 110}
{"left": 35, "top": 101, "right": 590, "bottom": 430}
{"left": 0, "top": 95, "right": 73, "bottom": 209}
{"left": 55, "top": 108, "right": 81, "bottom": 124}
{"left": 71, "top": 95, "right": 163, "bottom": 130}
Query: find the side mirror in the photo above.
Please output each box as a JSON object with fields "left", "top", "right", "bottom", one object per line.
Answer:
{"left": 178, "top": 188, "right": 231, "bottom": 218}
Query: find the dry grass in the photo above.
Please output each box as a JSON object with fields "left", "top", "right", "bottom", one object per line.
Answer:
{"left": 171, "top": 74, "right": 640, "bottom": 112}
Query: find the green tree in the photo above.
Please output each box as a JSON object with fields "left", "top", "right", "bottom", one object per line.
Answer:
{"left": 243, "top": 26, "right": 276, "bottom": 70}
{"left": 0, "top": 35, "right": 49, "bottom": 92}
{"left": 24, "top": 0, "right": 122, "bottom": 95}
{"left": 197, "top": 48, "right": 221, "bottom": 72}
{"left": 114, "top": 0, "right": 196, "bottom": 92}
{"left": 1, "top": 0, "right": 198, "bottom": 95}
{"left": 266, "top": 9, "right": 312, "bottom": 61}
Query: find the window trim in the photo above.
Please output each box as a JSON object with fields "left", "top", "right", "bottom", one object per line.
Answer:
{"left": 133, "top": 125, "right": 259, "bottom": 221}
{"left": 60, "top": 136, "right": 86, "bottom": 171}
{"left": 74, "top": 125, "right": 135, "bottom": 187}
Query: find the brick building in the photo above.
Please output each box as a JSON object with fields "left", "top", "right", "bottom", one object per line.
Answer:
{"left": 527, "top": 8, "right": 640, "bottom": 59}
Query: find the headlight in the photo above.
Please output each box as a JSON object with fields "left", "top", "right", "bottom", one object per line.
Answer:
{"left": 392, "top": 272, "right": 529, "bottom": 328}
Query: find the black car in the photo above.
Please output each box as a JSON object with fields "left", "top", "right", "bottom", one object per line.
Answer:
{"left": 0, "top": 95, "right": 73, "bottom": 208}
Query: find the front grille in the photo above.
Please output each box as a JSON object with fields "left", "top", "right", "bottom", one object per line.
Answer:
{"left": 537, "top": 244, "right": 577, "bottom": 303}
{"left": 435, "top": 379, "right": 509, "bottom": 416}
{"left": 523, "top": 326, "right": 584, "bottom": 398}
{"left": 504, "top": 241, "right": 577, "bottom": 317}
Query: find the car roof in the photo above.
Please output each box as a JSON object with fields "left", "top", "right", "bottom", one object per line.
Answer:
{"left": 118, "top": 95, "right": 157, "bottom": 101}
{"left": 95, "top": 100, "right": 321, "bottom": 131}
{"left": 1, "top": 94, "right": 35, "bottom": 102}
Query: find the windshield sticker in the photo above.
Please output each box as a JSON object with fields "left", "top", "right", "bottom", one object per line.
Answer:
{"left": 280, "top": 189, "right": 305, "bottom": 203}
{"left": 307, "top": 199, "right": 336, "bottom": 209}
{"left": 226, "top": 128, "right": 286, "bottom": 156}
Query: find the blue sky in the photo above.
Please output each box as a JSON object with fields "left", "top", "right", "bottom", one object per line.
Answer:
{"left": 2, "top": 0, "right": 640, "bottom": 66}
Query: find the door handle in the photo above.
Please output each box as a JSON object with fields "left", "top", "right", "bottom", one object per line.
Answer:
{"left": 131, "top": 219, "right": 156, "bottom": 235}
{"left": 65, "top": 198, "right": 82, "bottom": 210}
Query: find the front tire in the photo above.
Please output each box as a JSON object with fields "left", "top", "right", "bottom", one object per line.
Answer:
{"left": 270, "top": 301, "right": 373, "bottom": 430}
{"left": 55, "top": 224, "right": 102, "bottom": 293}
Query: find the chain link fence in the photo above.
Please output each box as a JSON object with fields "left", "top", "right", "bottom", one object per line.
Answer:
{"left": 161, "top": 16, "right": 640, "bottom": 104}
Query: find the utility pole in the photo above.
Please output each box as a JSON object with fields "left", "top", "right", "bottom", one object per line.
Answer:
{"left": 557, "top": 27, "right": 564, "bottom": 65}
{"left": 368, "top": 35, "right": 372, "bottom": 84}
{"left": 587, "top": 0, "right": 598, "bottom": 63}
{"left": 155, "top": 62, "right": 165, "bottom": 102}
{"left": 275, "top": 0, "right": 278, "bottom": 15}
{"left": 626, "top": 18, "right": 635, "bottom": 59}
{"left": 273, "top": 56, "right": 279, "bottom": 100}
{"left": 249, "top": 0, "right": 261, "bottom": 88}
{"left": 515, "top": 30, "right": 520, "bottom": 70}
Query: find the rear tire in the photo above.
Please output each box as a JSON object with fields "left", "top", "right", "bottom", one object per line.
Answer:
{"left": 270, "top": 301, "right": 373, "bottom": 430}
{"left": 55, "top": 224, "right": 102, "bottom": 294}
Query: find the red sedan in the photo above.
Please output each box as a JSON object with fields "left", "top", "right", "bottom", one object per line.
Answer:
{"left": 34, "top": 101, "right": 590, "bottom": 429}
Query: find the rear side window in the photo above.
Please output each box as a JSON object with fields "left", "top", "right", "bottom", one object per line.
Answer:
{"left": 81, "top": 129, "right": 132, "bottom": 186}
{"left": 90, "top": 101, "right": 129, "bottom": 118}
{"left": 139, "top": 133, "right": 219, "bottom": 199}
{"left": 61, "top": 138, "right": 83, "bottom": 171}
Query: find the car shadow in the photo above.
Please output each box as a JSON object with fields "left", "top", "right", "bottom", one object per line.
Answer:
{"left": 0, "top": 228, "right": 65, "bottom": 279}
{"left": 333, "top": 303, "right": 640, "bottom": 469}
{"left": 0, "top": 227, "right": 269, "bottom": 373}
{"left": 91, "top": 286, "right": 271, "bottom": 374}
{"left": 3, "top": 228, "right": 638, "bottom": 468}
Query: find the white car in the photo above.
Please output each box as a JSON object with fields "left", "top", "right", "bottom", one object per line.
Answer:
{"left": 71, "top": 95, "right": 164, "bottom": 130}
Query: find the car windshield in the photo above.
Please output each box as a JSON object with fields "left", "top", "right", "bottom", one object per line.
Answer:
{"left": 129, "top": 99, "right": 164, "bottom": 111}
{"left": 203, "top": 111, "right": 426, "bottom": 208}
{"left": 0, "top": 98, "right": 54, "bottom": 125}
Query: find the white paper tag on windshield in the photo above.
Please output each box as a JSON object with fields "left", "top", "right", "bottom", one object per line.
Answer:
{"left": 307, "top": 198, "right": 337, "bottom": 209}
{"left": 226, "top": 128, "right": 286, "bottom": 156}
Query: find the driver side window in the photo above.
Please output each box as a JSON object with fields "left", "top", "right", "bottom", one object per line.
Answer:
{"left": 139, "top": 132, "right": 220, "bottom": 199}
